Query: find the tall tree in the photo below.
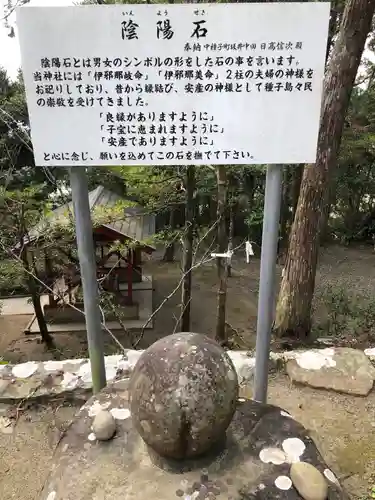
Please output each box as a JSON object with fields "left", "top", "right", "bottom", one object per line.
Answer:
{"left": 275, "top": 0, "right": 375, "bottom": 339}
{"left": 325, "top": 0, "right": 346, "bottom": 63}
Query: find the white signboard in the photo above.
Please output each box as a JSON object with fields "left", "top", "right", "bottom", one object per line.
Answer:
{"left": 17, "top": 3, "right": 330, "bottom": 167}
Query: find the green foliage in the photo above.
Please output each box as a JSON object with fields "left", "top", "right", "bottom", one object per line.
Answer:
{"left": 0, "top": 185, "right": 55, "bottom": 299}
{"left": 0, "top": 67, "right": 49, "bottom": 191}
{"left": 331, "top": 63, "right": 375, "bottom": 243}
{"left": 118, "top": 165, "right": 184, "bottom": 214}
{"left": 0, "top": 259, "right": 27, "bottom": 296}
{"left": 244, "top": 193, "right": 265, "bottom": 243}
{"left": 0, "top": 184, "right": 48, "bottom": 242}
{"left": 316, "top": 284, "right": 375, "bottom": 339}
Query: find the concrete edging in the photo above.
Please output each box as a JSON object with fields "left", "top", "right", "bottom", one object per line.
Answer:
{"left": 0, "top": 347, "right": 374, "bottom": 403}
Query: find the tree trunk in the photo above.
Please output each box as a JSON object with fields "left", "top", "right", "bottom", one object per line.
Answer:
{"left": 290, "top": 164, "right": 304, "bottom": 218}
{"left": 180, "top": 165, "right": 195, "bottom": 332}
{"left": 279, "top": 166, "right": 291, "bottom": 255}
{"left": 21, "top": 248, "right": 54, "bottom": 347}
{"left": 215, "top": 165, "right": 228, "bottom": 344}
{"left": 274, "top": 0, "right": 375, "bottom": 339}
{"left": 320, "top": 198, "right": 333, "bottom": 244}
{"left": 163, "top": 208, "right": 176, "bottom": 262}
{"left": 210, "top": 196, "right": 217, "bottom": 225}
{"left": 227, "top": 201, "right": 235, "bottom": 278}
{"left": 243, "top": 170, "right": 256, "bottom": 238}
{"left": 325, "top": 0, "right": 343, "bottom": 63}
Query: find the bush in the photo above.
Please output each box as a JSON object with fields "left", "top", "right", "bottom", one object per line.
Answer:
{"left": 316, "top": 284, "right": 375, "bottom": 339}
{"left": 0, "top": 259, "right": 28, "bottom": 296}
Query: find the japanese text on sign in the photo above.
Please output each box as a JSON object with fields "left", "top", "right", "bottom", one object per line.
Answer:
{"left": 16, "top": 3, "right": 330, "bottom": 166}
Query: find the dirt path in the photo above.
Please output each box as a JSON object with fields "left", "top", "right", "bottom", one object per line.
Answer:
{"left": 0, "top": 402, "right": 79, "bottom": 500}
{"left": 0, "top": 315, "right": 31, "bottom": 357}
{"left": 0, "top": 375, "right": 373, "bottom": 499}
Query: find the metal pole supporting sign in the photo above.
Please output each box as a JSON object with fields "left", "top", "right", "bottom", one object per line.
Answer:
{"left": 253, "top": 164, "right": 283, "bottom": 403}
{"left": 69, "top": 167, "right": 106, "bottom": 393}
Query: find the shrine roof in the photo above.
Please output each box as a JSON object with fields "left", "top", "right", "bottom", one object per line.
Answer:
{"left": 23, "top": 185, "right": 156, "bottom": 250}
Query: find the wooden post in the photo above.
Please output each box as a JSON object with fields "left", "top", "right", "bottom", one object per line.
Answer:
{"left": 127, "top": 249, "right": 133, "bottom": 305}
{"left": 44, "top": 249, "right": 55, "bottom": 306}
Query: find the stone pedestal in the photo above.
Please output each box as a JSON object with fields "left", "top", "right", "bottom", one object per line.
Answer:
{"left": 40, "top": 381, "right": 348, "bottom": 500}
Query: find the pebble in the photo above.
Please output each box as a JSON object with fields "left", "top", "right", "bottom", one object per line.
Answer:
{"left": 92, "top": 410, "right": 116, "bottom": 440}
{"left": 290, "top": 462, "right": 328, "bottom": 500}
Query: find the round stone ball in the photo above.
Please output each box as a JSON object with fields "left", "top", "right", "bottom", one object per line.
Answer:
{"left": 129, "top": 332, "right": 239, "bottom": 460}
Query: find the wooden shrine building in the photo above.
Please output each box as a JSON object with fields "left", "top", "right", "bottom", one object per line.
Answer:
{"left": 23, "top": 185, "right": 155, "bottom": 323}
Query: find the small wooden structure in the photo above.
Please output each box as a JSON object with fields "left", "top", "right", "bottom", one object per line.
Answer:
{"left": 23, "top": 185, "right": 155, "bottom": 323}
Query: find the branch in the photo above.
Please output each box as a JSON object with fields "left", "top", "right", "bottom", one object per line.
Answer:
{"left": 2, "top": 242, "right": 128, "bottom": 354}
{"left": 172, "top": 297, "right": 192, "bottom": 335}
{"left": 134, "top": 257, "right": 215, "bottom": 346}
{"left": 133, "top": 240, "right": 246, "bottom": 348}
{"left": 0, "top": 107, "right": 33, "bottom": 153}
{"left": 1, "top": 0, "right": 27, "bottom": 24}
{"left": 225, "top": 321, "right": 252, "bottom": 349}
{"left": 192, "top": 218, "right": 220, "bottom": 264}
{"left": 98, "top": 301, "right": 131, "bottom": 352}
